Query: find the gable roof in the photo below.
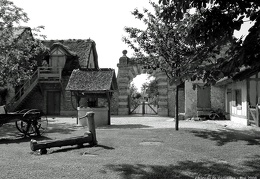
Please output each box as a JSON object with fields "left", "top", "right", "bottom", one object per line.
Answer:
{"left": 0, "top": 26, "right": 33, "bottom": 42}
{"left": 42, "top": 39, "right": 99, "bottom": 68}
{"left": 65, "top": 68, "right": 118, "bottom": 92}
{"left": 50, "top": 42, "right": 78, "bottom": 57}
{"left": 13, "top": 27, "right": 32, "bottom": 39}
{"left": 216, "top": 66, "right": 260, "bottom": 86}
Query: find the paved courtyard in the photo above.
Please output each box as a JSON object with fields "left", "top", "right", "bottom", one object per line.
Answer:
{"left": 0, "top": 115, "right": 260, "bottom": 178}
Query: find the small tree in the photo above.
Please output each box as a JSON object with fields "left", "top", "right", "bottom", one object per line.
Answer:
{"left": 0, "top": 0, "right": 47, "bottom": 87}
{"left": 129, "top": 83, "right": 142, "bottom": 109}
{"left": 124, "top": 2, "right": 202, "bottom": 130}
{"left": 123, "top": 1, "right": 239, "bottom": 130}
{"left": 146, "top": 79, "right": 158, "bottom": 99}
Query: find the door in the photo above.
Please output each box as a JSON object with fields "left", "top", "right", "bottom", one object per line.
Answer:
{"left": 47, "top": 91, "right": 60, "bottom": 115}
{"left": 197, "top": 85, "right": 211, "bottom": 109}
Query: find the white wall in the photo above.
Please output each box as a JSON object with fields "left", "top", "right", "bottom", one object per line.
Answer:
{"left": 227, "top": 80, "right": 248, "bottom": 125}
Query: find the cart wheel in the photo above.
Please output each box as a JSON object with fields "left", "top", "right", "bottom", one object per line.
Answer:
{"left": 34, "top": 115, "right": 48, "bottom": 136}
{"left": 15, "top": 120, "right": 31, "bottom": 136}
{"left": 23, "top": 109, "right": 48, "bottom": 136}
{"left": 209, "top": 113, "right": 219, "bottom": 120}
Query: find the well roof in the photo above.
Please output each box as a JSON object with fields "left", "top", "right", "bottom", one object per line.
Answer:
{"left": 65, "top": 68, "right": 118, "bottom": 92}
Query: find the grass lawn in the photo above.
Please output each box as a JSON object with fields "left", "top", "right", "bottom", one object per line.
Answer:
{"left": 0, "top": 117, "right": 260, "bottom": 179}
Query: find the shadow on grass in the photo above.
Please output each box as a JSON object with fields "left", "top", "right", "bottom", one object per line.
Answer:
{"left": 49, "top": 143, "right": 115, "bottom": 154}
{"left": 189, "top": 128, "right": 260, "bottom": 146}
{"left": 242, "top": 155, "right": 260, "bottom": 176}
{"left": 106, "top": 156, "right": 260, "bottom": 178}
{"left": 46, "top": 122, "right": 79, "bottom": 134}
{"left": 0, "top": 122, "right": 79, "bottom": 143}
{"left": 0, "top": 123, "right": 20, "bottom": 138}
{"left": 0, "top": 134, "right": 51, "bottom": 144}
{"left": 106, "top": 161, "right": 240, "bottom": 178}
{"left": 0, "top": 123, "right": 52, "bottom": 144}
{"left": 99, "top": 124, "right": 151, "bottom": 129}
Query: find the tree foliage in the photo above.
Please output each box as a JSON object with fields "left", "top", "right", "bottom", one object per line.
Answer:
{"left": 0, "top": 0, "right": 47, "bottom": 87}
{"left": 158, "top": 0, "right": 260, "bottom": 72}
{"left": 141, "top": 78, "right": 158, "bottom": 98}
{"left": 123, "top": 2, "right": 227, "bottom": 85}
{"left": 124, "top": 0, "right": 260, "bottom": 85}
{"left": 130, "top": 83, "right": 141, "bottom": 99}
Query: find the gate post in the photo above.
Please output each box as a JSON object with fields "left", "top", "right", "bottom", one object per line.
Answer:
{"left": 142, "top": 101, "right": 145, "bottom": 115}
{"left": 117, "top": 50, "right": 130, "bottom": 115}
{"left": 86, "top": 111, "right": 97, "bottom": 145}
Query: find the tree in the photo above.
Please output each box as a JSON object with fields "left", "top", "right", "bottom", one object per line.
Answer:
{"left": 0, "top": 0, "right": 47, "bottom": 87}
{"left": 124, "top": 2, "right": 204, "bottom": 130}
{"left": 130, "top": 83, "right": 140, "bottom": 98}
{"left": 158, "top": 0, "right": 260, "bottom": 74}
{"left": 123, "top": 1, "right": 260, "bottom": 130}
{"left": 146, "top": 79, "right": 158, "bottom": 98}
{"left": 129, "top": 83, "right": 142, "bottom": 111}
{"left": 141, "top": 77, "right": 158, "bottom": 99}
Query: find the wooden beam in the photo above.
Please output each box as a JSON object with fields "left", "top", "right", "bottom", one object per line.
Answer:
{"left": 257, "top": 105, "right": 260, "bottom": 127}
{"left": 30, "top": 132, "right": 93, "bottom": 154}
{"left": 67, "top": 90, "right": 116, "bottom": 93}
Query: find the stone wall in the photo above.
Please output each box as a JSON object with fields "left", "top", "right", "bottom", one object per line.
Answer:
{"left": 114, "top": 51, "right": 184, "bottom": 117}
{"left": 184, "top": 80, "right": 225, "bottom": 118}
{"left": 20, "top": 76, "right": 77, "bottom": 116}
{"left": 110, "top": 91, "right": 119, "bottom": 115}
{"left": 185, "top": 81, "right": 198, "bottom": 118}
{"left": 60, "top": 76, "right": 77, "bottom": 116}
{"left": 211, "top": 86, "right": 225, "bottom": 112}
{"left": 19, "top": 87, "right": 44, "bottom": 111}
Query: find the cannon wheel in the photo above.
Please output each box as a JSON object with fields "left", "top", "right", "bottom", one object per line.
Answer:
{"left": 15, "top": 109, "right": 48, "bottom": 136}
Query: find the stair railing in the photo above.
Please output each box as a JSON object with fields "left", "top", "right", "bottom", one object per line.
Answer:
{"left": 6, "top": 69, "right": 40, "bottom": 111}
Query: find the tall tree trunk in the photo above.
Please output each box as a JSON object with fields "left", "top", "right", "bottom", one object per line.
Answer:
{"left": 175, "top": 84, "right": 179, "bottom": 130}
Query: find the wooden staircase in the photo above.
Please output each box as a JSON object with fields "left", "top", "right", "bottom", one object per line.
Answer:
{"left": 6, "top": 67, "right": 62, "bottom": 112}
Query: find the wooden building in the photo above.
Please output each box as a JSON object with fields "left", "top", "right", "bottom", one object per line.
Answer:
{"left": 216, "top": 66, "right": 260, "bottom": 127}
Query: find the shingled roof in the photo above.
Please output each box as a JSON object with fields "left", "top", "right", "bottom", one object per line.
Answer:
{"left": 65, "top": 68, "right": 118, "bottom": 92}
{"left": 42, "top": 39, "right": 98, "bottom": 68}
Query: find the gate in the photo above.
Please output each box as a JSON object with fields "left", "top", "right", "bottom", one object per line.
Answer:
{"left": 130, "top": 101, "right": 158, "bottom": 115}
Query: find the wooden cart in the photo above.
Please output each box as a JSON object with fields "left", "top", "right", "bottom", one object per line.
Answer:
{"left": 0, "top": 107, "right": 48, "bottom": 137}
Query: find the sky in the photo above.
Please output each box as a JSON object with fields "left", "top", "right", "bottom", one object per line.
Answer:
{"left": 10, "top": 0, "right": 254, "bottom": 91}
{"left": 11, "top": 0, "right": 150, "bottom": 70}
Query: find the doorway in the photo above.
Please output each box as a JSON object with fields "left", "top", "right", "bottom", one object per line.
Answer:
{"left": 47, "top": 91, "right": 61, "bottom": 115}
{"left": 197, "top": 85, "right": 211, "bottom": 109}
